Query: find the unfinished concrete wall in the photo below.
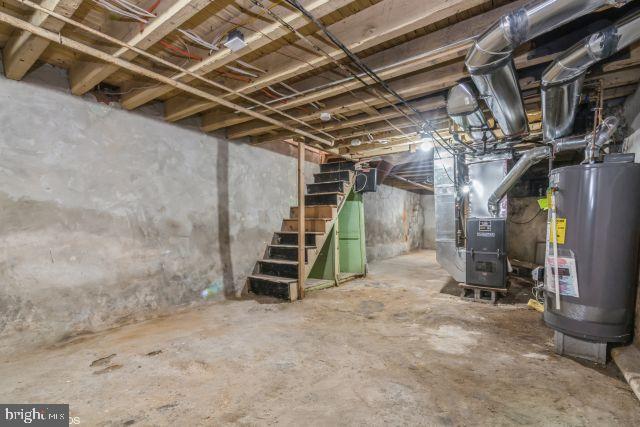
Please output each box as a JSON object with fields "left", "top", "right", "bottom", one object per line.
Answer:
{"left": 624, "top": 84, "right": 640, "bottom": 161}
{"left": 0, "top": 64, "right": 319, "bottom": 355}
{"left": 364, "top": 184, "right": 425, "bottom": 261}
{"left": 422, "top": 195, "right": 436, "bottom": 250}
{"left": 507, "top": 197, "right": 547, "bottom": 264}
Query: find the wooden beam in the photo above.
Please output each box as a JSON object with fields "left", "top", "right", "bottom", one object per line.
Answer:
{"left": 69, "top": 0, "right": 212, "bottom": 95}
{"left": 602, "top": 41, "right": 640, "bottom": 73}
{"left": 0, "top": 8, "right": 333, "bottom": 146}
{"left": 120, "top": 0, "right": 347, "bottom": 110}
{"left": 220, "top": 49, "right": 556, "bottom": 139}
{"left": 132, "top": 0, "right": 485, "bottom": 116}
{"left": 191, "top": 0, "right": 530, "bottom": 130}
{"left": 297, "top": 140, "right": 306, "bottom": 300}
{"left": 2, "top": 0, "right": 82, "bottom": 80}
{"left": 253, "top": 95, "right": 447, "bottom": 144}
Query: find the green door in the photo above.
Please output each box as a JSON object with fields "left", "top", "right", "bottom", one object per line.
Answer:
{"left": 338, "top": 191, "right": 366, "bottom": 274}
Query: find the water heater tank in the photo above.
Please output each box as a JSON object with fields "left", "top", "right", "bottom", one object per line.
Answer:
{"left": 544, "top": 162, "right": 640, "bottom": 343}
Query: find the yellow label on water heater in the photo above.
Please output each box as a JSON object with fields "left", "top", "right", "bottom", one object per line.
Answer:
{"left": 549, "top": 217, "right": 567, "bottom": 244}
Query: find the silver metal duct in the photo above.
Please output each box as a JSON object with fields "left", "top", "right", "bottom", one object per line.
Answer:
{"left": 487, "top": 146, "right": 550, "bottom": 216}
{"left": 487, "top": 116, "right": 620, "bottom": 215}
{"left": 466, "top": 0, "right": 629, "bottom": 139}
{"left": 447, "top": 83, "right": 496, "bottom": 144}
{"left": 542, "top": 11, "right": 640, "bottom": 140}
{"left": 434, "top": 147, "right": 466, "bottom": 282}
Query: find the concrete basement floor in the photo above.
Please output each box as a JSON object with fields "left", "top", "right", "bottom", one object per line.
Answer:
{"left": 2, "top": 251, "right": 640, "bottom": 426}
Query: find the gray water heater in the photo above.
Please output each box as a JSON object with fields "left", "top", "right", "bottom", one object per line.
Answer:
{"left": 544, "top": 161, "right": 640, "bottom": 343}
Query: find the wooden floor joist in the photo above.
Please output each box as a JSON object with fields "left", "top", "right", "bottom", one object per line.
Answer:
{"left": 194, "top": 0, "right": 532, "bottom": 133}
{"left": 2, "top": 0, "right": 81, "bottom": 80}
{"left": 119, "top": 0, "right": 348, "bottom": 111}
{"left": 139, "top": 0, "right": 487, "bottom": 120}
{"left": 0, "top": 8, "right": 333, "bottom": 146}
{"left": 69, "top": 0, "right": 213, "bottom": 95}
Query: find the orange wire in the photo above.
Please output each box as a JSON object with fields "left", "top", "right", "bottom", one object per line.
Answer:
{"left": 159, "top": 40, "right": 202, "bottom": 60}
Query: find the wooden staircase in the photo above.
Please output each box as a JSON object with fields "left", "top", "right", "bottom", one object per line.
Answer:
{"left": 247, "top": 160, "right": 357, "bottom": 301}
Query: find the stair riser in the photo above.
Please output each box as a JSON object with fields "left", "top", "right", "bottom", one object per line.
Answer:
{"left": 307, "top": 181, "right": 345, "bottom": 194}
{"left": 320, "top": 162, "right": 355, "bottom": 173}
{"left": 259, "top": 262, "right": 298, "bottom": 279}
{"left": 314, "top": 171, "right": 351, "bottom": 183}
{"left": 306, "top": 193, "right": 340, "bottom": 206}
{"left": 282, "top": 219, "right": 328, "bottom": 233}
{"left": 290, "top": 205, "right": 336, "bottom": 219}
{"left": 268, "top": 246, "right": 309, "bottom": 262}
{"left": 249, "top": 278, "right": 296, "bottom": 300}
{"left": 275, "top": 233, "right": 317, "bottom": 246}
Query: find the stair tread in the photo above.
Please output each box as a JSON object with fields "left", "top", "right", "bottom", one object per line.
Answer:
{"left": 248, "top": 274, "right": 297, "bottom": 284}
{"left": 259, "top": 258, "right": 299, "bottom": 265}
{"left": 269, "top": 244, "right": 316, "bottom": 249}
{"left": 285, "top": 217, "right": 333, "bottom": 221}
{"left": 292, "top": 204, "right": 336, "bottom": 208}
{"left": 306, "top": 191, "right": 344, "bottom": 196}
{"left": 276, "top": 231, "right": 324, "bottom": 235}
{"left": 309, "top": 180, "right": 346, "bottom": 184}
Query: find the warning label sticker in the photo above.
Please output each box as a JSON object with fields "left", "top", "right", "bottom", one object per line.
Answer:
{"left": 545, "top": 255, "right": 579, "bottom": 297}
{"left": 548, "top": 217, "right": 567, "bottom": 245}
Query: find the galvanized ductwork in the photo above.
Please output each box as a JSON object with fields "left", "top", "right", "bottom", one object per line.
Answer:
{"left": 487, "top": 116, "right": 619, "bottom": 216}
{"left": 542, "top": 10, "right": 640, "bottom": 140}
{"left": 465, "top": 0, "right": 629, "bottom": 139}
{"left": 447, "top": 83, "right": 496, "bottom": 144}
{"left": 434, "top": 147, "right": 466, "bottom": 282}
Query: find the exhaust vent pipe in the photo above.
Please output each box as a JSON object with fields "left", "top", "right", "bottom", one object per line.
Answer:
{"left": 466, "top": 0, "right": 629, "bottom": 139}
{"left": 447, "top": 83, "right": 496, "bottom": 144}
{"left": 542, "top": 10, "right": 640, "bottom": 141}
{"left": 487, "top": 116, "right": 619, "bottom": 216}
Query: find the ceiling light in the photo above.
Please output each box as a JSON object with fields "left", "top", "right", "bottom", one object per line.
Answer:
{"left": 320, "top": 112, "right": 331, "bottom": 122}
{"left": 224, "top": 30, "right": 247, "bottom": 52}
{"left": 419, "top": 138, "right": 434, "bottom": 152}
{"left": 350, "top": 139, "right": 362, "bottom": 146}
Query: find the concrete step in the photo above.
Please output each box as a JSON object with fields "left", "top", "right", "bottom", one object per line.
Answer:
{"left": 305, "top": 192, "right": 342, "bottom": 206}
{"left": 248, "top": 274, "right": 298, "bottom": 301}
{"left": 273, "top": 231, "right": 323, "bottom": 246}
{"left": 268, "top": 244, "right": 315, "bottom": 262}
{"left": 307, "top": 181, "right": 345, "bottom": 194}
{"left": 290, "top": 205, "right": 336, "bottom": 219}
{"left": 320, "top": 161, "right": 355, "bottom": 173}
{"left": 282, "top": 218, "right": 331, "bottom": 233}
{"left": 314, "top": 170, "right": 352, "bottom": 183}
{"left": 258, "top": 258, "right": 299, "bottom": 279}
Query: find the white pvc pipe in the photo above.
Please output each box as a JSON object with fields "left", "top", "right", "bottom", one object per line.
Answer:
{"left": 551, "top": 191, "right": 561, "bottom": 310}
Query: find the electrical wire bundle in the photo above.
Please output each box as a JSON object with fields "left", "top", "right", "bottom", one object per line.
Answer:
{"left": 93, "top": 0, "right": 157, "bottom": 23}
{"left": 178, "top": 29, "right": 223, "bottom": 53}
{"left": 281, "top": 0, "right": 457, "bottom": 156}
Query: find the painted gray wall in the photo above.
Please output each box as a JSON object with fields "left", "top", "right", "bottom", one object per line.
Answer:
{"left": 0, "top": 64, "right": 319, "bottom": 355}
{"left": 363, "top": 184, "right": 427, "bottom": 261}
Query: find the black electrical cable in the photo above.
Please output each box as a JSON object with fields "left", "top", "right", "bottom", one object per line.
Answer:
{"left": 283, "top": 0, "right": 456, "bottom": 154}
{"left": 247, "top": 0, "right": 412, "bottom": 140}
{"left": 508, "top": 208, "right": 543, "bottom": 224}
